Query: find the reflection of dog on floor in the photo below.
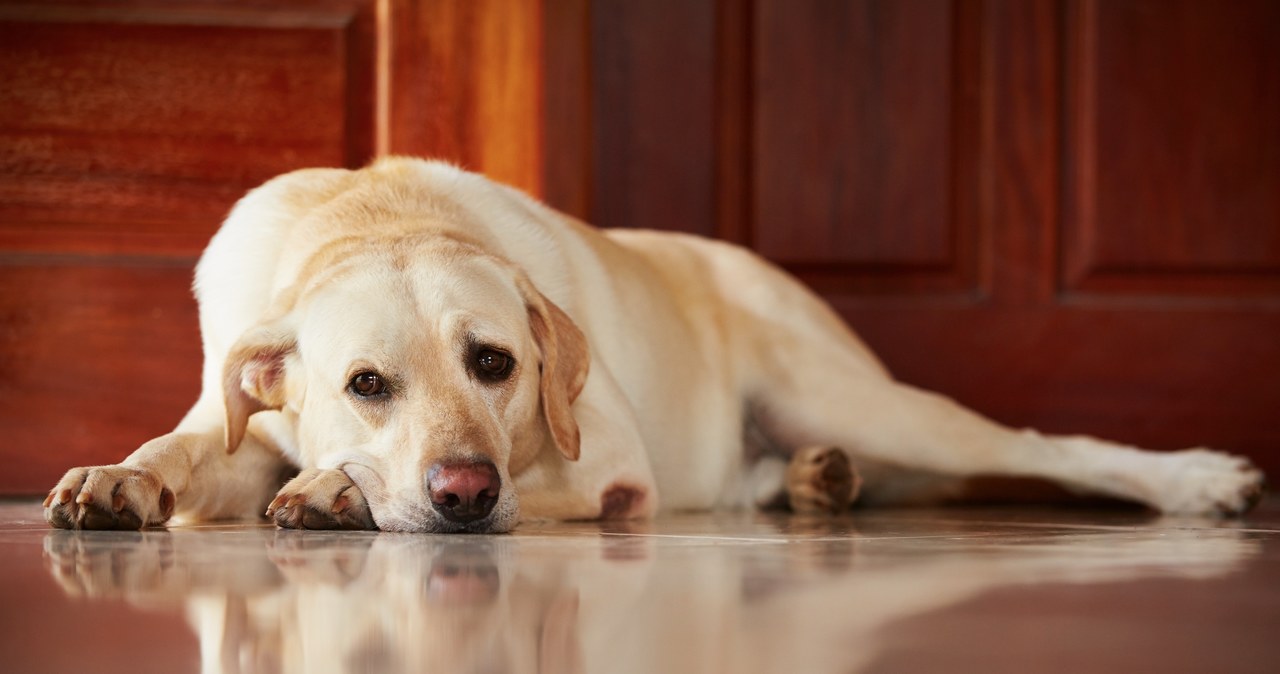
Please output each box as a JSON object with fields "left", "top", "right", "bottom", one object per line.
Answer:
{"left": 44, "top": 158, "right": 1265, "bottom": 532}
{"left": 41, "top": 518, "right": 1261, "bottom": 674}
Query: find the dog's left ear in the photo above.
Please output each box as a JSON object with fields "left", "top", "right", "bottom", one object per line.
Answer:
{"left": 522, "top": 281, "right": 590, "bottom": 461}
{"left": 221, "top": 322, "right": 297, "bottom": 454}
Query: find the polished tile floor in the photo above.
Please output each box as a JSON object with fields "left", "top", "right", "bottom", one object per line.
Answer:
{"left": 1, "top": 499, "right": 1277, "bottom": 673}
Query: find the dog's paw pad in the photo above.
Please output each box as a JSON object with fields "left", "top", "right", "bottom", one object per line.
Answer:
{"left": 269, "top": 469, "right": 376, "bottom": 531}
{"left": 785, "top": 446, "right": 861, "bottom": 515}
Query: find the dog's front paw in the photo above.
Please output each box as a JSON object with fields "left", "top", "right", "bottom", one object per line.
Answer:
{"left": 785, "top": 446, "right": 861, "bottom": 515}
{"left": 1153, "top": 449, "right": 1266, "bottom": 517}
{"left": 44, "top": 465, "right": 175, "bottom": 530}
{"left": 268, "top": 468, "right": 376, "bottom": 530}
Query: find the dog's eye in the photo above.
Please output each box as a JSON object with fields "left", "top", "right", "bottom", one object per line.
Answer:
{"left": 348, "top": 371, "right": 387, "bottom": 397}
{"left": 473, "top": 349, "right": 514, "bottom": 381}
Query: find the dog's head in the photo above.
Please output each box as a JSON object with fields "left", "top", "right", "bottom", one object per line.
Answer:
{"left": 221, "top": 235, "right": 588, "bottom": 533}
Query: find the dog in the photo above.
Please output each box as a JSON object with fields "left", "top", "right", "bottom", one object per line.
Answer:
{"left": 44, "top": 158, "right": 1266, "bottom": 533}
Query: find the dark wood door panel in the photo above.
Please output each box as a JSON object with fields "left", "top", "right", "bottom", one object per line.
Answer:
{"left": 384, "top": 0, "right": 544, "bottom": 194}
{"left": 755, "top": 0, "right": 956, "bottom": 265}
{"left": 0, "top": 263, "right": 201, "bottom": 493}
{"left": 587, "top": 0, "right": 718, "bottom": 236}
{"left": 1063, "top": 0, "right": 1280, "bottom": 298}
{"left": 751, "top": 0, "right": 985, "bottom": 297}
{"left": 0, "top": 1, "right": 375, "bottom": 258}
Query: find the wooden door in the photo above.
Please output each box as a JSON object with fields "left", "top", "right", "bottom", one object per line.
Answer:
{"left": 3, "top": 0, "right": 1276, "bottom": 495}
{"left": 549, "top": 0, "right": 1280, "bottom": 475}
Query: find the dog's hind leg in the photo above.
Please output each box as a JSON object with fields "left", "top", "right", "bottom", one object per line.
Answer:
{"left": 753, "top": 340, "right": 1264, "bottom": 516}
{"left": 735, "top": 269, "right": 1264, "bottom": 516}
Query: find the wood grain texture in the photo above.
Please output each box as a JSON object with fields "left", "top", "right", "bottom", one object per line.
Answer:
{"left": 754, "top": 0, "right": 953, "bottom": 266}
{"left": 1063, "top": 0, "right": 1280, "bottom": 298}
{"left": 542, "top": 0, "right": 593, "bottom": 220}
{"left": 385, "top": 0, "right": 543, "bottom": 195}
{"left": 982, "top": 0, "right": 1059, "bottom": 306}
{"left": 0, "top": 263, "right": 202, "bottom": 493}
{"left": 752, "top": 0, "right": 984, "bottom": 297}
{"left": 589, "top": 0, "right": 717, "bottom": 234}
{"left": 0, "top": 0, "right": 376, "bottom": 257}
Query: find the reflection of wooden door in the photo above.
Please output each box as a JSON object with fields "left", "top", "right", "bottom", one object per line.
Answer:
{"left": 0, "top": 0, "right": 541, "bottom": 492}
{"left": 553, "top": 0, "right": 1280, "bottom": 474}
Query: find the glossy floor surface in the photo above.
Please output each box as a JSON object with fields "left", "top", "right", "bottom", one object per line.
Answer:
{"left": 2, "top": 500, "right": 1278, "bottom": 673}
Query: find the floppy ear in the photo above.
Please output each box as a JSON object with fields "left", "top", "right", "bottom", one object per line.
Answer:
{"left": 524, "top": 286, "right": 590, "bottom": 461}
{"left": 222, "top": 324, "right": 297, "bottom": 454}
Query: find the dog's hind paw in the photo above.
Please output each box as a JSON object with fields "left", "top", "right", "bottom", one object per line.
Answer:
{"left": 1151, "top": 449, "right": 1266, "bottom": 517}
{"left": 268, "top": 468, "right": 377, "bottom": 530}
{"left": 44, "top": 465, "right": 174, "bottom": 530}
{"left": 785, "top": 446, "right": 861, "bottom": 515}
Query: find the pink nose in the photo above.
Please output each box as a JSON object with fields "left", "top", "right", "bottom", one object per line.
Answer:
{"left": 427, "top": 462, "right": 501, "bottom": 523}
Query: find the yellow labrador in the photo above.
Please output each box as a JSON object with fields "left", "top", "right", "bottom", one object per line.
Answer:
{"left": 44, "top": 158, "right": 1265, "bottom": 532}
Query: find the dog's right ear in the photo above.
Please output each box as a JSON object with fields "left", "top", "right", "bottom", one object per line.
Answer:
{"left": 222, "top": 323, "right": 297, "bottom": 454}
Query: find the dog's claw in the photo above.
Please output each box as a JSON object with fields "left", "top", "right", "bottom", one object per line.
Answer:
{"left": 266, "top": 494, "right": 287, "bottom": 516}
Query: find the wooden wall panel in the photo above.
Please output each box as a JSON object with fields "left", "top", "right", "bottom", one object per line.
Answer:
{"left": 589, "top": 0, "right": 718, "bottom": 235}
{"left": 755, "top": 0, "right": 951, "bottom": 264}
{"left": 752, "top": 0, "right": 983, "bottom": 296}
{"left": 0, "top": 2, "right": 375, "bottom": 257}
{"left": 543, "top": 0, "right": 593, "bottom": 220}
{"left": 0, "top": 264, "right": 202, "bottom": 493}
{"left": 385, "top": 0, "right": 544, "bottom": 195}
{"left": 1063, "top": 0, "right": 1280, "bottom": 298}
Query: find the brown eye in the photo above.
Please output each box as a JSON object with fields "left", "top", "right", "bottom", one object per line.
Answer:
{"left": 473, "top": 349, "right": 514, "bottom": 381}
{"left": 348, "top": 371, "right": 386, "bottom": 397}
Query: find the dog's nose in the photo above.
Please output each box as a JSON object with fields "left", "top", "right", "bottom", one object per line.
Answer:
{"left": 427, "top": 462, "right": 501, "bottom": 523}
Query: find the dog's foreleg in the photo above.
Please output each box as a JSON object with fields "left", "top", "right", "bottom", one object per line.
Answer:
{"left": 44, "top": 394, "right": 290, "bottom": 529}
